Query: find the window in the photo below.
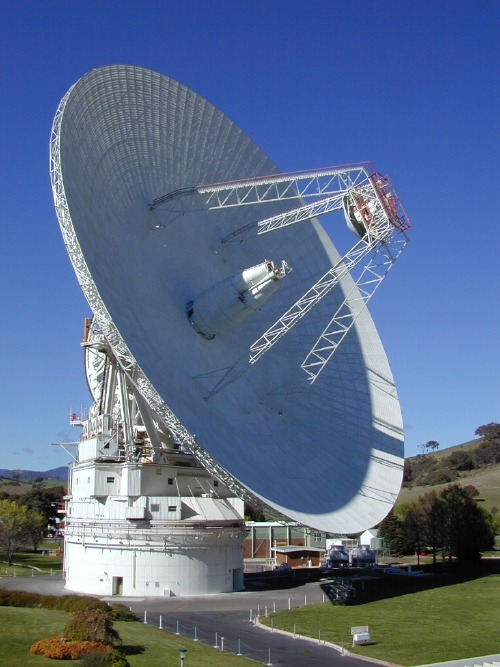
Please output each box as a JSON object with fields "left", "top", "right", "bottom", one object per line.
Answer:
{"left": 150, "top": 504, "right": 160, "bottom": 512}
{"left": 167, "top": 478, "right": 174, "bottom": 485}
{"left": 213, "top": 480, "right": 219, "bottom": 487}
{"left": 168, "top": 505, "right": 177, "bottom": 512}
{"left": 107, "top": 477, "right": 115, "bottom": 483}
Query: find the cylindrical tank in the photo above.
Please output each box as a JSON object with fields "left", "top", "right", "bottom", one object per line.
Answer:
{"left": 187, "top": 260, "right": 289, "bottom": 339}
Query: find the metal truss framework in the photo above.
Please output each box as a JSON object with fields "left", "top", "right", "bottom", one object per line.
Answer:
{"left": 166, "top": 165, "right": 411, "bottom": 397}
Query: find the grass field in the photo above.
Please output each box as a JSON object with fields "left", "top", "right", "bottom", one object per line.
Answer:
{"left": 0, "top": 550, "right": 63, "bottom": 577}
{"left": 397, "top": 464, "right": 500, "bottom": 512}
{"left": 0, "top": 606, "right": 258, "bottom": 667}
{"left": 260, "top": 571, "right": 500, "bottom": 666}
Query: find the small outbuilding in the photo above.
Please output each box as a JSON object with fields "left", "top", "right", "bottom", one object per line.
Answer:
{"left": 272, "top": 545, "right": 324, "bottom": 568}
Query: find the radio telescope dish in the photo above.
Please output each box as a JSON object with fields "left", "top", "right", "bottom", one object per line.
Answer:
{"left": 51, "top": 65, "right": 409, "bottom": 534}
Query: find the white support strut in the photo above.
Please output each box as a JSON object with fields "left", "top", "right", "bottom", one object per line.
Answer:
{"left": 196, "top": 166, "right": 410, "bottom": 399}
{"left": 301, "top": 231, "right": 408, "bottom": 383}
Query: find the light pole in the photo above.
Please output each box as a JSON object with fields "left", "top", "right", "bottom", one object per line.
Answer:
{"left": 179, "top": 647, "right": 187, "bottom": 666}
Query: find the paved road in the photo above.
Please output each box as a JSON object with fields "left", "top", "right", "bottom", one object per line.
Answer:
{"left": 0, "top": 575, "right": 378, "bottom": 666}
{"left": 119, "top": 583, "right": 372, "bottom": 667}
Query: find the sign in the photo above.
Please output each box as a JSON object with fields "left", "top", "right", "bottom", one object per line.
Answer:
{"left": 351, "top": 626, "right": 369, "bottom": 635}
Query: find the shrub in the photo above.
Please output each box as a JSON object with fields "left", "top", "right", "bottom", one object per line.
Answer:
{"left": 57, "top": 595, "right": 108, "bottom": 614}
{"left": 64, "top": 609, "right": 121, "bottom": 645}
{"left": 402, "top": 460, "right": 413, "bottom": 483}
{"left": 0, "top": 590, "right": 41, "bottom": 608}
{"left": 80, "top": 648, "right": 130, "bottom": 667}
{"left": 473, "top": 440, "right": 500, "bottom": 466}
{"left": 421, "top": 469, "right": 458, "bottom": 486}
{"left": 30, "top": 637, "right": 111, "bottom": 660}
{"left": 0, "top": 588, "right": 111, "bottom": 614}
{"left": 109, "top": 603, "right": 137, "bottom": 621}
{"left": 446, "top": 451, "right": 475, "bottom": 471}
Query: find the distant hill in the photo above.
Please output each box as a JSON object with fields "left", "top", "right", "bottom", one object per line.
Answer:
{"left": 0, "top": 466, "right": 68, "bottom": 482}
{"left": 397, "top": 438, "right": 500, "bottom": 513}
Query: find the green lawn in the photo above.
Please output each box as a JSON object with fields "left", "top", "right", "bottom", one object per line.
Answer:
{"left": 0, "top": 550, "right": 63, "bottom": 577}
{"left": 0, "top": 607, "right": 257, "bottom": 666}
{"left": 260, "top": 573, "right": 500, "bottom": 666}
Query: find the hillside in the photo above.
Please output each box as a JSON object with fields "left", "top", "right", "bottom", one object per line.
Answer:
{"left": 0, "top": 466, "right": 68, "bottom": 482}
{"left": 397, "top": 438, "right": 500, "bottom": 513}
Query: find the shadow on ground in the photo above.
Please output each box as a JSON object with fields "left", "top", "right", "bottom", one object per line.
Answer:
{"left": 323, "top": 558, "right": 500, "bottom": 606}
{"left": 121, "top": 644, "right": 145, "bottom": 656}
{"left": 244, "top": 558, "right": 500, "bottom": 606}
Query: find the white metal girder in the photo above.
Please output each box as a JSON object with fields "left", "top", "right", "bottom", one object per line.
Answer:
{"left": 149, "top": 163, "right": 372, "bottom": 213}
{"left": 222, "top": 190, "right": 346, "bottom": 243}
{"left": 203, "top": 236, "right": 379, "bottom": 399}
{"left": 197, "top": 163, "right": 371, "bottom": 209}
{"left": 301, "top": 231, "right": 409, "bottom": 383}
{"left": 200, "top": 168, "right": 410, "bottom": 398}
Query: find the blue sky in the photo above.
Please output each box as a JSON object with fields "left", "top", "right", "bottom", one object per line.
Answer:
{"left": 1, "top": 0, "right": 498, "bottom": 471}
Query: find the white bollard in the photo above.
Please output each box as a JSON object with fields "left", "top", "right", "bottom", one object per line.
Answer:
{"left": 143, "top": 611, "right": 147, "bottom": 624}
{"left": 159, "top": 615, "right": 162, "bottom": 629}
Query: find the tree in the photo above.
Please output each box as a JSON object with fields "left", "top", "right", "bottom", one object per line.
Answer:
{"left": 475, "top": 422, "right": 500, "bottom": 441}
{"left": 0, "top": 500, "right": 31, "bottom": 565}
{"left": 439, "top": 484, "right": 495, "bottom": 561}
{"left": 24, "top": 510, "right": 46, "bottom": 551}
{"left": 419, "top": 490, "right": 445, "bottom": 565}
{"left": 21, "top": 486, "right": 64, "bottom": 535}
{"left": 386, "top": 485, "right": 496, "bottom": 565}
{"left": 402, "top": 503, "right": 425, "bottom": 565}
{"left": 377, "top": 509, "right": 415, "bottom": 557}
{"left": 419, "top": 440, "right": 440, "bottom": 455}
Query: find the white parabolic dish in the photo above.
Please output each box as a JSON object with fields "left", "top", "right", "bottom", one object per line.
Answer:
{"left": 51, "top": 65, "right": 404, "bottom": 534}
